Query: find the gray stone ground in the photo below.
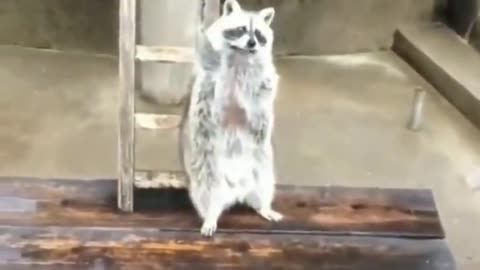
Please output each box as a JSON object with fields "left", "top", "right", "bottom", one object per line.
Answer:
{"left": 1, "top": 46, "right": 480, "bottom": 269}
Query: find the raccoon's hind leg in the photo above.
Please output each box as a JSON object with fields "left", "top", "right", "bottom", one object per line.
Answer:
{"left": 245, "top": 163, "right": 283, "bottom": 222}
{"left": 202, "top": 186, "right": 236, "bottom": 237}
{"left": 189, "top": 181, "right": 236, "bottom": 237}
{"left": 246, "top": 109, "right": 283, "bottom": 222}
{"left": 189, "top": 158, "right": 237, "bottom": 237}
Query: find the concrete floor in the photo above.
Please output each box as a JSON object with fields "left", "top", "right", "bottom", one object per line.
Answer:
{"left": 1, "top": 45, "right": 480, "bottom": 269}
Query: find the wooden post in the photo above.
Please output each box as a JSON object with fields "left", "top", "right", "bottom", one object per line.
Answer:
{"left": 116, "top": 0, "right": 220, "bottom": 202}
{"left": 118, "top": 0, "right": 136, "bottom": 212}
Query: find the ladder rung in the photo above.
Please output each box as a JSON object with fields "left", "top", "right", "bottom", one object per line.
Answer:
{"left": 136, "top": 45, "right": 194, "bottom": 63}
{"left": 135, "top": 170, "right": 187, "bottom": 189}
{"left": 135, "top": 113, "right": 181, "bottom": 130}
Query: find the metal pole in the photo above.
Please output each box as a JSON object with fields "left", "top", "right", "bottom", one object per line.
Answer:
{"left": 407, "top": 87, "right": 427, "bottom": 131}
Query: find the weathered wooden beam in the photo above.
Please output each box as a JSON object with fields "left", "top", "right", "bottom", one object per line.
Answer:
{"left": 135, "top": 45, "right": 194, "bottom": 63}
{"left": 0, "top": 225, "right": 455, "bottom": 270}
{"left": 135, "top": 113, "right": 181, "bottom": 130}
{"left": 118, "top": 0, "right": 136, "bottom": 212}
{"left": 0, "top": 177, "right": 445, "bottom": 238}
{"left": 135, "top": 170, "right": 186, "bottom": 188}
{"left": 0, "top": 177, "right": 454, "bottom": 269}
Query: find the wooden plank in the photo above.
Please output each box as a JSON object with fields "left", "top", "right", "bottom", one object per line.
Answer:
{"left": 135, "top": 170, "right": 186, "bottom": 188}
{"left": 0, "top": 225, "right": 455, "bottom": 270}
{"left": 0, "top": 177, "right": 445, "bottom": 238}
{"left": 135, "top": 113, "right": 181, "bottom": 130}
{"left": 118, "top": 0, "right": 136, "bottom": 212}
{"left": 136, "top": 45, "right": 194, "bottom": 63}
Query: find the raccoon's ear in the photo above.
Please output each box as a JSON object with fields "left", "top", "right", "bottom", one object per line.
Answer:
{"left": 223, "top": 0, "right": 241, "bottom": 16}
{"left": 259, "top": 7, "right": 275, "bottom": 25}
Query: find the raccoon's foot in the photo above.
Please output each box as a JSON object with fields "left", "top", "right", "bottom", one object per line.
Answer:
{"left": 200, "top": 219, "right": 218, "bottom": 237}
{"left": 198, "top": 201, "right": 226, "bottom": 237}
{"left": 257, "top": 208, "right": 283, "bottom": 222}
{"left": 245, "top": 182, "right": 283, "bottom": 222}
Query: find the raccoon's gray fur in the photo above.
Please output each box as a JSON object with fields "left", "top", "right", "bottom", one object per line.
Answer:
{"left": 179, "top": 0, "right": 282, "bottom": 237}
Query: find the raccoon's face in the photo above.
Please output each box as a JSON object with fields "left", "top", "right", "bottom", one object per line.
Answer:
{"left": 206, "top": 0, "right": 275, "bottom": 55}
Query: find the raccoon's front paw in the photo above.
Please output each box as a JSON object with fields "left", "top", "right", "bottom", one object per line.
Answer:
{"left": 257, "top": 208, "right": 283, "bottom": 222}
{"left": 200, "top": 220, "right": 218, "bottom": 237}
{"left": 260, "top": 76, "right": 277, "bottom": 91}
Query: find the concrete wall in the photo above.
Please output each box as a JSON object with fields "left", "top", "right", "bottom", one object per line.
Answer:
{"left": 471, "top": 26, "right": 480, "bottom": 52}
{"left": 445, "top": 0, "right": 478, "bottom": 37}
{"left": 0, "top": 0, "right": 118, "bottom": 55}
{"left": 0, "top": 0, "right": 447, "bottom": 56}
{"left": 240, "top": 0, "right": 446, "bottom": 55}
{"left": 0, "top": 0, "right": 199, "bottom": 104}
{"left": 0, "top": 0, "right": 453, "bottom": 104}
{"left": 442, "top": 0, "right": 480, "bottom": 52}
{"left": 137, "top": 0, "right": 200, "bottom": 105}
{"left": 465, "top": 1, "right": 480, "bottom": 52}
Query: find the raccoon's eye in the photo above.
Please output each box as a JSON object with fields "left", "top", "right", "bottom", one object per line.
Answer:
{"left": 236, "top": 26, "right": 247, "bottom": 32}
{"left": 223, "top": 26, "right": 247, "bottom": 40}
{"left": 254, "top": 30, "right": 267, "bottom": 45}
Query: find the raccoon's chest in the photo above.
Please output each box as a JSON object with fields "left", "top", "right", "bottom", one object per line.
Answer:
{"left": 222, "top": 90, "right": 247, "bottom": 128}
{"left": 219, "top": 65, "right": 260, "bottom": 129}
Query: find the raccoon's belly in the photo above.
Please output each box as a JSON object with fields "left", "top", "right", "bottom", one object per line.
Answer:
{"left": 220, "top": 89, "right": 248, "bottom": 129}
{"left": 217, "top": 136, "right": 257, "bottom": 199}
{"left": 218, "top": 129, "right": 256, "bottom": 157}
{"left": 217, "top": 93, "right": 257, "bottom": 153}
{"left": 217, "top": 129, "right": 257, "bottom": 181}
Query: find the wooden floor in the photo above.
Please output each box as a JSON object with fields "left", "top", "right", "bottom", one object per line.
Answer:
{"left": 0, "top": 177, "right": 455, "bottom": 269}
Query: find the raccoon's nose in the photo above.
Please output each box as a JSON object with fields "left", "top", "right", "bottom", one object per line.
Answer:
{"left": 247, "top": 38, "right": 256, "bottom": 49}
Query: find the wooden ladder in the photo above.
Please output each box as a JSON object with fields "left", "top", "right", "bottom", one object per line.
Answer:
{"left": 118, "top": 0, "right": 220, "bottom": 212}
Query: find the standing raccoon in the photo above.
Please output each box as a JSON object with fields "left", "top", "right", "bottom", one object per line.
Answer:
{"left": 180, "top": 0, "right": 282, "bottom": 237}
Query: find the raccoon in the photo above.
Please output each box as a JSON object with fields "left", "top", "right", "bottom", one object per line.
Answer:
{"left": 179, "top": 0, "right": 282, "bottom": 237}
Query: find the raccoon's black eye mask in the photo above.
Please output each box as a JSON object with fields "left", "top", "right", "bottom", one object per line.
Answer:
{"left": 254, "top": 30, "right": 267, "bottom": 46}
{"left": 223, "top": 26, "right": 248, "bottom": 40}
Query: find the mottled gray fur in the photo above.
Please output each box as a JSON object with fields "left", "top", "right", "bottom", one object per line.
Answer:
{"left": 179, "top": 0, "right": 282, "bottom": 237}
